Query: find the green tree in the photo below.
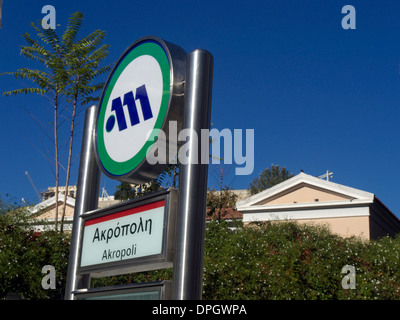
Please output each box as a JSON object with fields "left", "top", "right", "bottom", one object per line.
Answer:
{"left": 114, "top": 180, "right": 164, "bottom": 201}
{"left": 249, "top": 164, "right": 294, "bottom": 195}
{"left": 206, "top": 187, "right": 238, "bottom": 221}
{"left": 2, "top": 12, "right": 111, "bottom": 231}
{"left": 113, "top": 164, "right": 179, "bottom": 201}
{"left": 0, "top": 195, "right": 71, "bottom": 299}
{"left": 114, "top": 182, "right": 138, "bottom": 201}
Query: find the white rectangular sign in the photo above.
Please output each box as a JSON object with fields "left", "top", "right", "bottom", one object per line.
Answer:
{"left": 78, "top": 189, "right": 177, "bottom": 277}
{"left": 80, "top": 200, "right": 165, "bottom": 268}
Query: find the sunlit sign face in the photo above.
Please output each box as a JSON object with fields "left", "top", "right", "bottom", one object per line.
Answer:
{"left": 95, "top": 36, "right": 186, "bottom": 183}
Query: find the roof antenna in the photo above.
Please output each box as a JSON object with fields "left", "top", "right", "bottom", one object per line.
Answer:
{"left": 318, "top": 170, "right": 333, "bottom": 181}
{"left": 101, "top": 186, "right": 110, "bottom": 201}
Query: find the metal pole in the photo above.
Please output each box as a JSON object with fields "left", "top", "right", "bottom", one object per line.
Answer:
{"left": 64, "top": 105, "right": 101, "bottom": 300}
{"left": 173, "top": 49, "right": 213, "bottom": 300}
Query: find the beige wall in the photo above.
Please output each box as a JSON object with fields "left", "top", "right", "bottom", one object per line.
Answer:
{"left": 258, "top": 185, "right": 353, "bottom": 205}
{"left": 294, "top": 216, "right": 370, "bottom": 240}
{"left": 34, "top": 204, "right": 75, "bottom": 220}
{"left": 244, "top": 215, "right": 371, "bottom": 240}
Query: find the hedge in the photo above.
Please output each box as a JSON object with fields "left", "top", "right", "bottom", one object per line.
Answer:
{"left": 1, "top": 210, "right": 400, "bottom": 299}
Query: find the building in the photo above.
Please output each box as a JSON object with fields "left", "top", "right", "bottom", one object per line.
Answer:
{"left": 31, "top": 173, "right": 400, "bottom": 240}
{"left": 31, "top": 184, "right": 248, "bottom": 230}
{"left": 30, "top": 192, "right": 76, "bottom": 231}
{"left": 40, "top": 186, "right": 77, "bottom": 201}
{"left": 236, "top": 172, "right": 400, "bottom": 240}
{"left": 30, "top": 187, "right": 119, "bottom": 231}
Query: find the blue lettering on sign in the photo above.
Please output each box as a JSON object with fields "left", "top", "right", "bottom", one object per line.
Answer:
{"left": 124, "top": 91, "right": 140, "bottom": 127}
{"left": 135, "top": 85, "right": 153, "bottom": 121}
{"left": 106, "top": 84, "right": 153, "bottom": 132}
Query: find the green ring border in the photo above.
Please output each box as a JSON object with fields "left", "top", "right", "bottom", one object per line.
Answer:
{"left": 96, "top": 40, "right": 171, "bottom": 177}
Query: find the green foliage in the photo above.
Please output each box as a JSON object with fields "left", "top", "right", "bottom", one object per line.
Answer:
{"left": 202, "top": 220, "right": 400, "bottom": 300}
{"left": 2, "top": 12, "right": 111, "bottom": 102}
{"left": 249, "top": 164, "right": 294, "bottom": 195}
{"left": 2, "top": 195, "right": 400, "bottom": 299}
{"left": 113, "top": 180, "right": 164, "bottom": 201}
{"left": 92, "top": 220, "right": 400, "bottom": 300}
{"left": 114, "top": 182, "right": 138, "bottom": 201}
{"left": 114, "top": 164, "right": 179, "bottom": 201}
{"left": 206, "top": 188, "right": 238, "bottom": 221}
{"left": 1, "top": 12, "right": 111, "bottom": 232}
{"left": 0, "top": 202, "right": 70, "bottom": 299}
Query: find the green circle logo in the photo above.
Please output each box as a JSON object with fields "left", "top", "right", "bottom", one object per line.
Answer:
{"left": 96, "top": 39, "right": 171, "bottom": 178}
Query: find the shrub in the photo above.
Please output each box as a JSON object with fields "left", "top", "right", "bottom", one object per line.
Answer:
{"left": 0, "top": 204, "right": 70, "bottom": 300}
{"left": 2, "top": 202, "right": 400, "bottom": 299}
{"left": 202, "top": 220, "right": 400, "bottom": 300}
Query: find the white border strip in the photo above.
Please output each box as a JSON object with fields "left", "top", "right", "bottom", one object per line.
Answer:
{"left": 242, "top": 205, "right": 370, "bottom": 222}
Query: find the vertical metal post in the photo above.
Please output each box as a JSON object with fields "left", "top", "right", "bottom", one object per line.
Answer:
{"left": 64, "top": 105, "right": 101, "bottom": 300}
{"left": 173, "top": 49, "right": 213, "bottom": 300}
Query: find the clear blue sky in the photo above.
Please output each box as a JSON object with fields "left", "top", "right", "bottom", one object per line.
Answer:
{"left": 1, "top": 1, "right": 400, "bottom": 217}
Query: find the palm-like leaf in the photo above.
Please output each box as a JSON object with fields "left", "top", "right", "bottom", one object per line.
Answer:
{"left": 2, "top": 12, "right": 111, "bottom": 232}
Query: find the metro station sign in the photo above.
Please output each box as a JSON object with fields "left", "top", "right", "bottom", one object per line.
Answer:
{"left": 94, "top": 36, "right": 186, "bottom": 184}
{"left": 78, "top": 189, "right": 177, "bottom": 277}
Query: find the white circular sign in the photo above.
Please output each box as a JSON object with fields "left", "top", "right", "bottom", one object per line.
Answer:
{"left": 95, "top": 37, "right": 186, "bottom": 183}
{"left": 103, "top": 55, "right": 163, "bottom": 162}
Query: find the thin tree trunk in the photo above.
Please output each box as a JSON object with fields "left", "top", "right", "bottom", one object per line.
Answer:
{"left": 172, "top": 165, "right": 177, "bottom": 188}
{"left": 60, "top": 92, "right": 78, "bottom": 233}
{"left": 54, "top": 90, "right": 59, "bottom": 231}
